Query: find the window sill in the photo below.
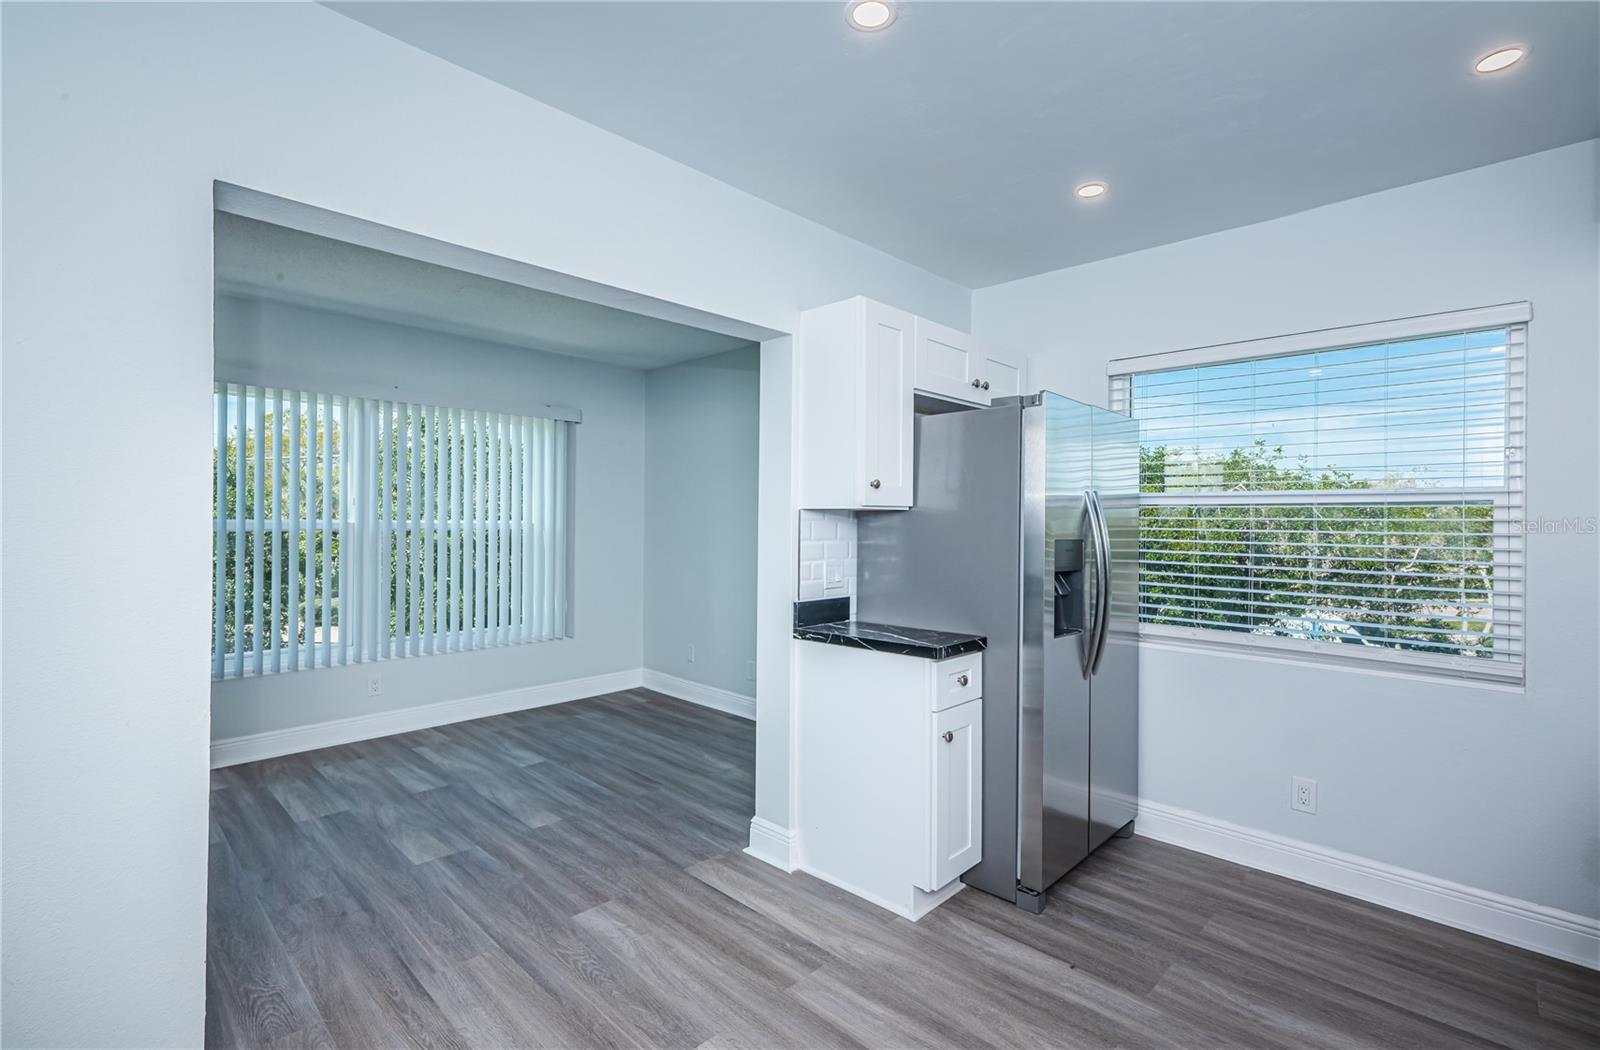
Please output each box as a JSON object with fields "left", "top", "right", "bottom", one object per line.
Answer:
{"left": 1133, "top": 624, "right": 1525, "bottom": 693}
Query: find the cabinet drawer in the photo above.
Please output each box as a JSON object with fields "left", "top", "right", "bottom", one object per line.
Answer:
{"left": 932, "top": 654, "right": 981, "bottom": 711}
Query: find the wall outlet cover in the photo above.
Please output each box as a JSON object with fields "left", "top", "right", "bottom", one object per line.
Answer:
{"left": 367, "top": 672, "right": 383, "bottom": 697}
{"left": 1291, "top": 776, "right": 1317, "bottom": 814}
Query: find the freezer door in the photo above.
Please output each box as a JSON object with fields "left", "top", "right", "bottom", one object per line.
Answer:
{"left": 1020, "top": 393, "right": 1094, "bottom": 899}
{"left": 1088, "top": 407, "right": 1141, "bottom": 851}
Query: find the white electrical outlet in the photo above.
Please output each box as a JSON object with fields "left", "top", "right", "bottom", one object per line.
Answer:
{"left": 1291, "top": 776, "right": 1317, "bottom": 814}
{"left": 746, "top": 660, "right": 756, "bottom": 681}
{"left": 367, "top": 671, "right": 383, "bottom": 697}
{"left": 687, "top": 644, "right": 696, "bottom": 664}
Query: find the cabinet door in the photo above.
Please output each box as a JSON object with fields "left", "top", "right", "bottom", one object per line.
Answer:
{"left": 913, "top": 318, "right": 985, "bottom": 405}
{"left": 861, "top": 301, "right": 914, "bottom": 507}
{"left": 982, "top": 356, "right": 1021, "bottom": 401}
{"left": 929, "top": 698, "right": 983, "bottom": 889}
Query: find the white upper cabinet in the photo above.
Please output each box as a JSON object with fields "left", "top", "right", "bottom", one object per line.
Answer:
{"left": 798, "top": 297, "right": 915, "bottom": 509}
{"left": 912, "top": 318, "right": 1022, "bottom": 407}
{"left": 798, "top": 297, "right": 1022, "bottom": 510}
{"left": 981, "top": 354, "right": 1021, "bottom": 401}
{"left": 913, "top": 318, "right": 985, "bottom": 405}
{"left": 861, "top": 301, "right": 914, "bottom": 507}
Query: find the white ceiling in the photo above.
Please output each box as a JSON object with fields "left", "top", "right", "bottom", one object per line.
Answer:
{"left": 215, "top": 213, "right": 756, "bottom": 369}
{"left": 330, "top": 1, "right": 1600, "bottom": 288}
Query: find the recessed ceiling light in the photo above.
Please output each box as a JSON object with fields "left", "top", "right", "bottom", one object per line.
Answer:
{"left": 1474, "top": 46, "right": 1526, "bottom": 74}
{"left": 1074, "top": 181, "right": 1108, "bottom": 200}
{"left": 847, "top": 1, "right": 896, "bottom": 32}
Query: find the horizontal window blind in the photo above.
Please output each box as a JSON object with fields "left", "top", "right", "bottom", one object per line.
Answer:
{"left": 1110, "top": 323, "right": 1525, "bottom": 681}
{"left": 212, "top": 384, "right": 572, "bottom": 679}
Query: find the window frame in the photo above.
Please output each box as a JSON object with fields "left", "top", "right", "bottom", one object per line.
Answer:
{"left": 211, "top": 382, "right": 577, "bottom": 680}
{"left": 1108, "top": 304, "right": 1528, "bottom": 685}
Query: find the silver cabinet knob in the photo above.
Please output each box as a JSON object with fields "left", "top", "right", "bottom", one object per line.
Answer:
{"left": 971, "top": 378, "right": 982, "bottom": 389}
{"left": 869, "top": 479, "right": 882, "bottom": 489}
{"left": 957, "top": 673, "right": 969, "bottom": 687}
{"left": 942, "top": 731, "right": 954, "bottom": 743}
{"left": 981, "top": 380, "right": 990, "bottom": 390}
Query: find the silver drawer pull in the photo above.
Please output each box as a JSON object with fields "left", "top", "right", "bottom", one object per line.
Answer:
{"left": 942, "top": 731, "right": 954, "bottom": 743}
{"left": 956, "top": 673, "right": 970, "bottom": 687}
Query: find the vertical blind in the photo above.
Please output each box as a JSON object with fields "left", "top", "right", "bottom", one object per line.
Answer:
{"left": 1110, "top": 322, "right": 1525, "bottom": 681}
{"left": 212, "top": 384, "right": 572, "bottom": 679}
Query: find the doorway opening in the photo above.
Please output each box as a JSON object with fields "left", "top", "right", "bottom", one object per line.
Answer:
{"left": 206, "top": 187, "right": 779, "bottom": 1045}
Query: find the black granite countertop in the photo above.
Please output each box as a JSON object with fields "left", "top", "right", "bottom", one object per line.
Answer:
{"left": 793, "top": 619, "right": 987, "bottom": 661}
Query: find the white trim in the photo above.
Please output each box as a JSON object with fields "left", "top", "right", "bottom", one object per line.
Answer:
{"left": 209, "top": 669, "right": 643, "bottom": 767}
{"left": 1114, "top": 315, "right": 1528, "bottom": 687}
{"left": 1137, "top": 623, "right": 1525, "bottom": 687}
{"left": 1106, "top": 301, "right": 1532, "bottom": 375}
{"left": 640, "top": 669, "right": 756, "bottom": 720}
{"left": 797, "top": 864, "right": 966, "bottom": 922}
{"left": 1138, "top": 629, "right": 1526, "bottom": 694}
{"left": 745, "top": 817, "right": 799, "bottom": 872}
{"left": 1134, "top": 799, "right": 1599, "bottom": 970}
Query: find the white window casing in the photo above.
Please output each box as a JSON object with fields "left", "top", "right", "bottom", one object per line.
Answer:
{"left": 1109, "top": 304, "right": 1528, "bottom": 684}
{"left": 211, "top": 383, "right": 574, "bottom": 679}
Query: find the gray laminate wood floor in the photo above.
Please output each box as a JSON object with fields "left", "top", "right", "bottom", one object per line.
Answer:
{"left": 208, "top": 688, "right": 1598, "bottom": 1049}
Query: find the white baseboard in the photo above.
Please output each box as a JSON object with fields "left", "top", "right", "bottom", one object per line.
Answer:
{"left": 1135, "top": 799, "right": 1600, "bottom": 970}
{"left": 908, "top": 878, "right": 968, "bottom": 921}
{"left": 745, "top": 816, "right": 798, "bottom": 872}
{"left": 641, "top": 669, "right": 756, "bottom": 720}
{"left": 796, "top": 863, "right": 965, "bottom": 922}
{"left": 209, "top": 669, "right": 644, "bottom": 768}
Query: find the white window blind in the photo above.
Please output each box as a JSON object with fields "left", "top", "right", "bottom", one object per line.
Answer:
{"left": 212, "top": 384, "right": 572, "bottom": 679}
{"left": 1109, "top": 316, "right": 1525, "bottom": 682}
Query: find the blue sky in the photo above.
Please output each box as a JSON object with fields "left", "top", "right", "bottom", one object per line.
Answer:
{"left": 1132, "top": 329, "right": 1510, "bottom": 490}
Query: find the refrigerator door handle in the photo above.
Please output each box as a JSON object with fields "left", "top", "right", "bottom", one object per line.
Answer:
{"left": 1087, "top": 489, "right": 1111, "bottom": 675}
{"left": 1077, "top": 493, "right": 1096, "bottom": 677}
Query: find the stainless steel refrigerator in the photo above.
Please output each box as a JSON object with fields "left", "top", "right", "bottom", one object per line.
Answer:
{"left": 856, "top": 392, "right": 1140, "bottom": 911}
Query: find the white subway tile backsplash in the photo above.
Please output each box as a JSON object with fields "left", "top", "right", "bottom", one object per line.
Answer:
{"left": 797, "top": 510, "right": 858, "bottom": 611}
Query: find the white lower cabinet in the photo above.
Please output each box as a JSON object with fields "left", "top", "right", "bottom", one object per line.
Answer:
{"left": 796, "top": 642, "right": 984, "bottom": 920}
{"left": 925, "top": 698, "right": 983, "bottom": 891}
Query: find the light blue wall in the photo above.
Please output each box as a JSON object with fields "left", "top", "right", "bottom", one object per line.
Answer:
{"left": 214, "top": 296, "right": 762, "bottom": 734}
{"left": 2, "top": 4, "right": 969, "bottom": 1042}
{"left": 643, "top": 347, "right": 761, "bottom": 697}
{"left": 974, "top": 141, "right": 1600, "bottom": 920}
